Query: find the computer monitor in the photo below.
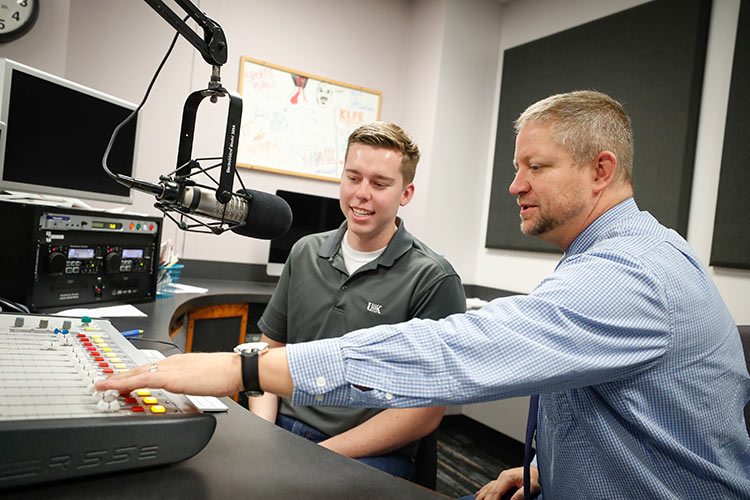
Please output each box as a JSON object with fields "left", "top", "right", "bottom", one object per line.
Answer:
{"left": 0, "top": 58, "right": 139, "bottom": 204}
{"left": 266, "top": 190, "right": 345, "bottom": 276}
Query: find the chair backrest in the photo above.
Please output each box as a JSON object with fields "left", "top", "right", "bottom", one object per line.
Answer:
{"left": 738, "top": 325, "right": 750, "bottom": 437}
{"left": 414, "top": 428, "right": 439, "bottom": 490}
{"left": 181, "top": 303, "right": 249, "bottom": 353}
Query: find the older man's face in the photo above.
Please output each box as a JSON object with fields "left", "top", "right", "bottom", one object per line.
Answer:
{"left": 510, "top": 122, "right": 593, "bottom": 250}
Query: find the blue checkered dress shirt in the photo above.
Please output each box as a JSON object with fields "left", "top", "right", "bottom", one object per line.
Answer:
{"left": 288, "top": 198, "right": 750, "bottom": 499}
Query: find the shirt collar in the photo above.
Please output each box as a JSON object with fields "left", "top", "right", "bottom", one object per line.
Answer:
{"left": 563, "top": 197, "right": 639, "bottom": 259}
{"left": 318, "top": 217, "right": 413, "bottom": 268}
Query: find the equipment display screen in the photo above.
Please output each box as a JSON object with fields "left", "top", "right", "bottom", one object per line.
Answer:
{"left": 92, "top": 221, "right": 122, "bottom": 230}
{"left": 122, "top": 249, "right": 143, "bottom": 259}
{"left": 68, "top": 248, "right": 95, "bottom": 259}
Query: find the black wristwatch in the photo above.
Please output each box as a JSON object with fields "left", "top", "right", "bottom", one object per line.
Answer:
{"left": 234, "top": 342, "right": 269, "bottom": 397}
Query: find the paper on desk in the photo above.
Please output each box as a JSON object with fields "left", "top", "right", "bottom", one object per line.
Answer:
{"left": 466, "top": 297, "right": 489, "bottom": 310}
{"left": 53, "top": 304, "right": 147, "bottom": 318}
{"left": 170, "top": 283, "right": 208, "bottom": 294}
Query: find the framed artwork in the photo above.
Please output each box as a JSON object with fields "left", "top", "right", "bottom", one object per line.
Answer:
{"left": 237, "top": 57, "right": 382, "bottom": 182}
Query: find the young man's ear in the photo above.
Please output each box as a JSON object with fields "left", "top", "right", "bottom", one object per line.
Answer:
{"left": 400, "top": 183, "right": 415, "bottom": 207}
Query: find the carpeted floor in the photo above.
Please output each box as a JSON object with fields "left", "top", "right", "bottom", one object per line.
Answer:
{"left": 435, "top": 415, "right": 527, "bottom": 498}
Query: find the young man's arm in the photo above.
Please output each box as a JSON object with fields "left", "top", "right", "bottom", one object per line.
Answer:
{"left": 247, "top": 334, "right": 285, "bottom": 423}
{"left": 318, "top": 406, "right": 445, "bottom": 458}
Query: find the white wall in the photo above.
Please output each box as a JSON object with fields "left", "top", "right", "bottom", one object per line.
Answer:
{"left": 422, "top": 0, "right": 504, "bottom": 274}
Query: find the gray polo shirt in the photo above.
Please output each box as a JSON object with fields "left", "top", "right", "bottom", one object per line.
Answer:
{"left": 258, "top": 219, "right": 466, "bottom": 443}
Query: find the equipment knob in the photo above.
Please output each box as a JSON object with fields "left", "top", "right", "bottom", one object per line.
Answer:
{"left": 104, "top": 252, "right": 122, "bottom": 273}
{"left": 48, "top": 252, "right": 66, "bottom": 274}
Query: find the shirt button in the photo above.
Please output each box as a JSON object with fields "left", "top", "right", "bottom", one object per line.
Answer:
{"left": 341, "top": 285, "right": 348, "bottom": 290}
{"left": 316, "top": 376, "right": 326, "bottom": 387}
{"left": 385, "top": 393, "right": 394, "bottom": 400}
{"left": 315, "top": 394, "right": 324, "bottom": 402}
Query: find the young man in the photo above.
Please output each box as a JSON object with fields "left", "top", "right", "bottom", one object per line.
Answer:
{"left": 248, "top": 121, "right": 466, "bottom": 480}
{"left": 98, "top": 92, "right": 750, "bottom": 499}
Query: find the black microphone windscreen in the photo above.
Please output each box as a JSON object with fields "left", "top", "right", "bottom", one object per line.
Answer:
{"left": 231, "top": 189, "right": 292, "bottom": 240}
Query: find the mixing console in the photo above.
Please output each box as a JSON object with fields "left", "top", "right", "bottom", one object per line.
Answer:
{"left": 0, "top": 312, "right": 216, "bottom": 489}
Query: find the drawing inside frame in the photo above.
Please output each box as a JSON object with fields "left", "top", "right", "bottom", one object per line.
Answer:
{"left": 237, "top": 56, "right": 382, "bottom": 182}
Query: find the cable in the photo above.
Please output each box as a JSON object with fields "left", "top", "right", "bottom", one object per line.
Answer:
{"left": 101, "top": 16, "right": 189, "bottom": 181}
{"left": 127, "top": 337, "right": 180, "bottom": 350}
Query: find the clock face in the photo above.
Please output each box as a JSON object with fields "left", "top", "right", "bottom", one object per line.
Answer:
{"left": 0, "top": 0, "right": 38, "bottom": 43}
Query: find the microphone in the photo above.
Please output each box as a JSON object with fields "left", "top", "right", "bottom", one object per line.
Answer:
{"left": 174, "top": 185, "right": 292, "bottom": 240}
{"left": 115, "top": 173, "right": 292, "bottom": 239}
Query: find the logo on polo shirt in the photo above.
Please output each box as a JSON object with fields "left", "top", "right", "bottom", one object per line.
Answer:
{"left": 367, "top": 302, "right": 383, "bottom": 314}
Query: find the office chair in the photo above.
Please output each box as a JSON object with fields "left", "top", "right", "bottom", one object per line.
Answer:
{"left": 169, "top": 303, "right": 249, "bottom": 353}
{"left": 414, "top": 428, "right": 439, "bottom": 489}
{"left": 738, "top": 325, "right": 750, "bottom": 437}
{"left": 170, "top": 303, "right": 250, "bottom": 402}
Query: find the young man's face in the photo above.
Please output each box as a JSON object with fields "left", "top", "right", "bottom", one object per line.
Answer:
{"left": 510, "top": 122, "right": 593, "bottom": 250}
{"left": 339, "top": 143, "right": 414, "bottom": 252}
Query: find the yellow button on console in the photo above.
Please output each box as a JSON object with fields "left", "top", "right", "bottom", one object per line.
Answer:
{"left": 136, "top": 389, "right": 151, "bottom": 396}
{"left": 150, "top": 405, "right": 166, "bottom": 414}
{"left": 143, "top": 397, "right": 158, "bottom": 405}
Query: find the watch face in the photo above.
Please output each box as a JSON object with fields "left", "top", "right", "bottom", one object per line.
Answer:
{"left": 233, "top": 341, "right": 269, "bottom": 354}
{"left": 0, "top": 0, "right": 39, "bottom": 43}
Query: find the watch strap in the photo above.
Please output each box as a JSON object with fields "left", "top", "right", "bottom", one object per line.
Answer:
{"left": 240, "top": 350, "right": 263, "bottom": 396}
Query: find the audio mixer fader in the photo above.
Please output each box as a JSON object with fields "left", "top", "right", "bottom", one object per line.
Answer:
{"left": 0, "top": 312, "right": 215, "bottom": 489}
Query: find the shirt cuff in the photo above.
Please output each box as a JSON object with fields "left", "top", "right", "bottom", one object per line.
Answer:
{"left": 287, "top": 337, "right": 351, "bottom": 406}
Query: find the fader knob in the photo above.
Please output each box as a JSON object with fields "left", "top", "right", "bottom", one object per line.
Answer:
{"left": 48, "top": 252, "right": 66, "bottom": 274}
{"left": 104, "top": 252, "right": 122, "bottom": 273}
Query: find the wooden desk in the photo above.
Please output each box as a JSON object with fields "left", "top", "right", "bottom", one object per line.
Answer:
{"left": 19, "top": 279, "right": 446, "bottom": 499}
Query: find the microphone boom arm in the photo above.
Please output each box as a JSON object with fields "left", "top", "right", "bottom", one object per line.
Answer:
{"left": 143, "top": 0, "right": 227, "bottom": 70}
{"left": 143, "top": 0, "right": 241, "bottom": 205}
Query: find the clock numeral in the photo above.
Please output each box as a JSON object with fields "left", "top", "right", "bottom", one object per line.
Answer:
{"left": 0, "top": 19, "right": 5, "bottom": 31}
{"left": 12, "top": 11, "right": 19, "bottom": 21}
{"left": 19, "top": 0, "right": 28, "bottom": 7}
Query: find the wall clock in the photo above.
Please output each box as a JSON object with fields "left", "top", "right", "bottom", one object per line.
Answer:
{"left": 0, "top": 0, "right": 38, "bottom": 43}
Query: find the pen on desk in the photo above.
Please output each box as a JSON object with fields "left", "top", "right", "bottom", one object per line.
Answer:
{"left": 121, "top": 329, "right": 143, "bottom": 338}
